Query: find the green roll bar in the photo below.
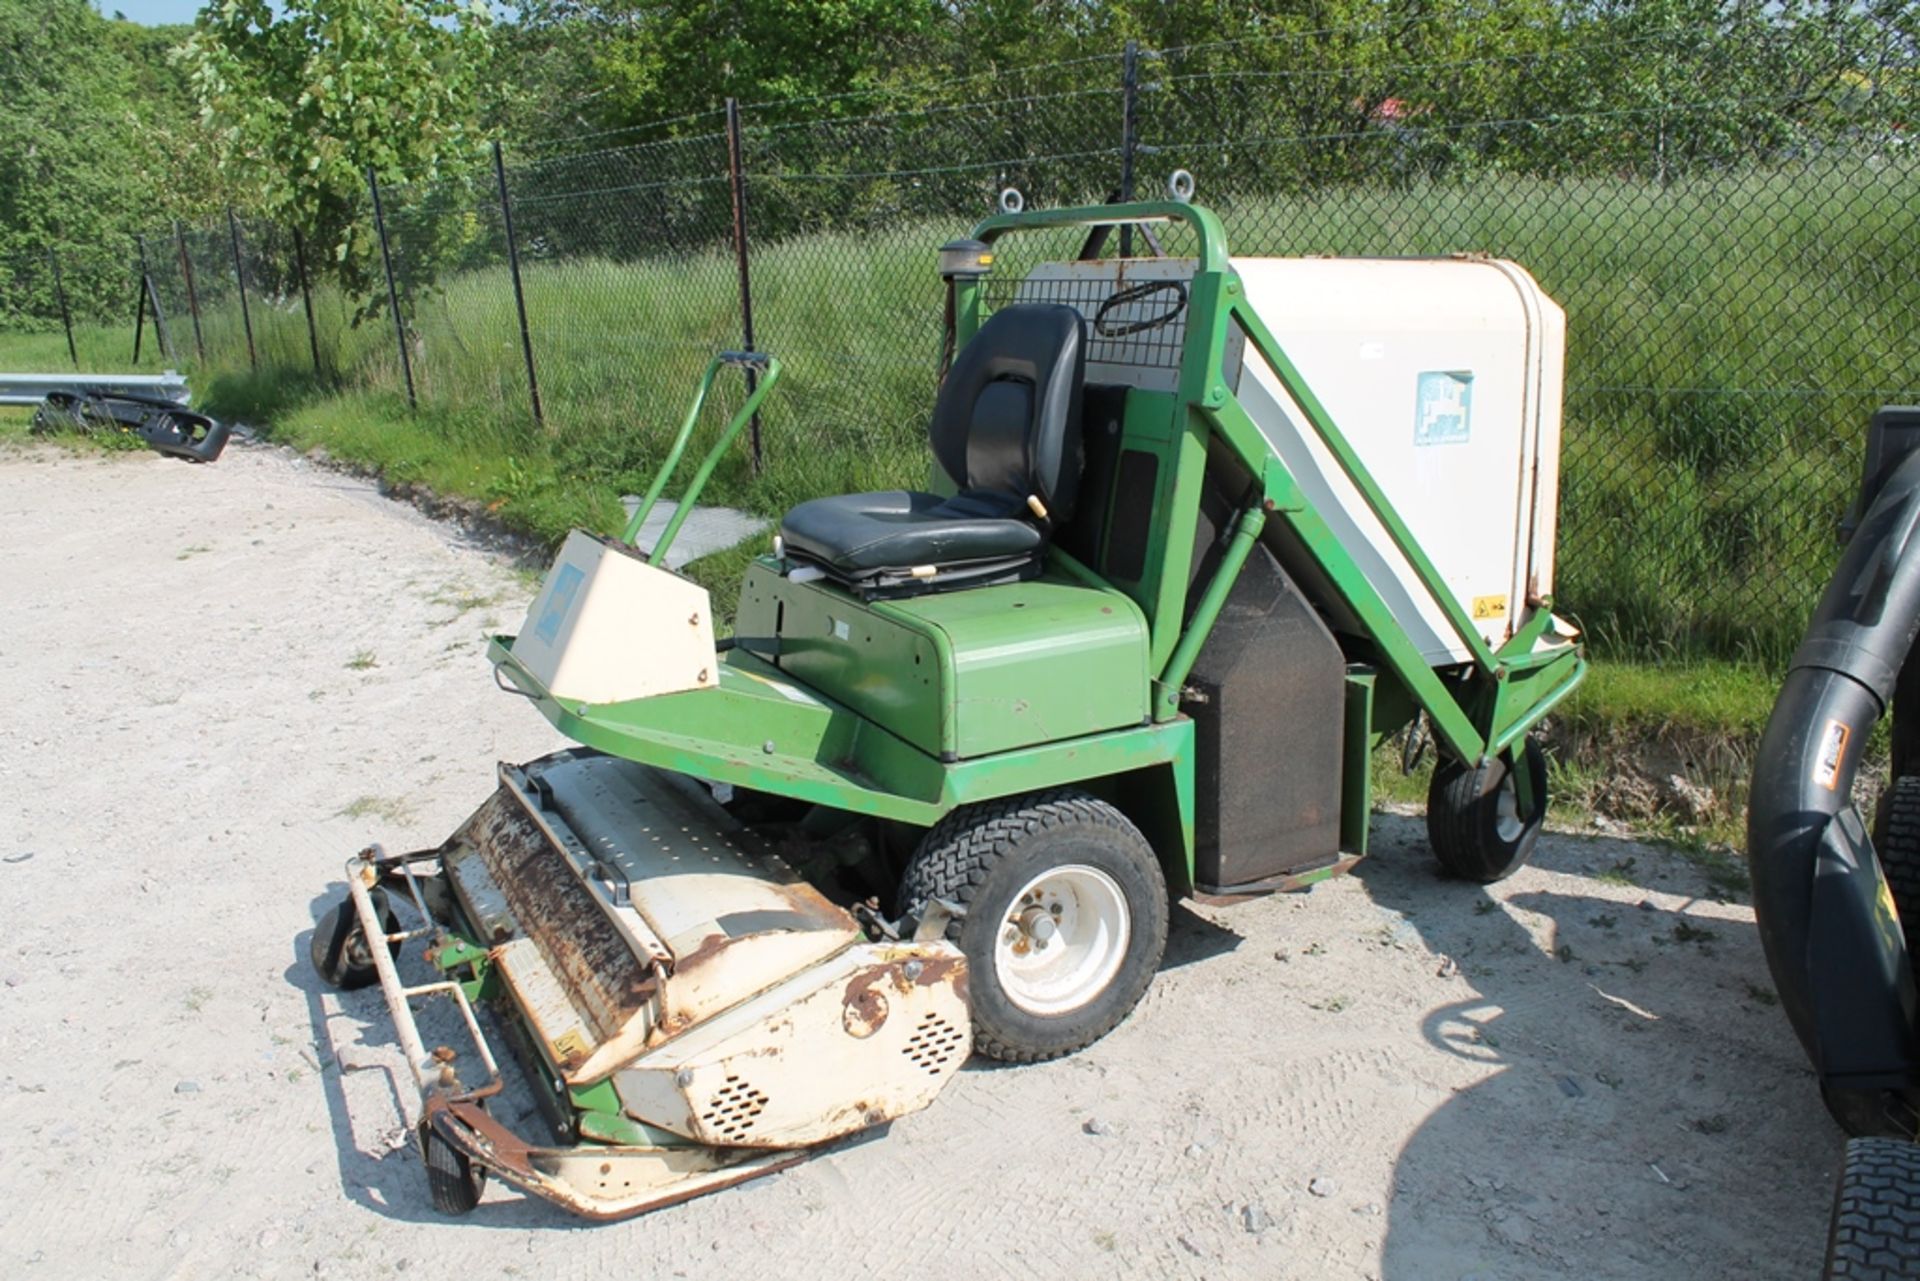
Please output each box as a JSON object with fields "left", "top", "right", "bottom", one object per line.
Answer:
{"left": 620, "top": 351, "right": 782, "bottom": 565}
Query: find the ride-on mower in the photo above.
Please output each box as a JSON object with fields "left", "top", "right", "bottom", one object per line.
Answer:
{"left": 311, "top": 192, "right": 1585, "bottom": 1219}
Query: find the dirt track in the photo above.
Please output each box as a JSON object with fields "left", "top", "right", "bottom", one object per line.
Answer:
{"left": 0, "top": 440, "right": 1840, "bottom": 1279}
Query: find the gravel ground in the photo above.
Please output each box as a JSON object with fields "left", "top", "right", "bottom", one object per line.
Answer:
{"left": 0, "top": 440, "right": 1840, "bottom": 1279}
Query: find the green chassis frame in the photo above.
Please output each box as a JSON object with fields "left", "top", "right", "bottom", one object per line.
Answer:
{"left": 491, "top": 201, "right": 1586, "bottom": 890}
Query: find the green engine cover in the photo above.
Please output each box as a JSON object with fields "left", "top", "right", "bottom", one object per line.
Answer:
{"left": 737, "top": 559, "right": 1150, "bottom": 760}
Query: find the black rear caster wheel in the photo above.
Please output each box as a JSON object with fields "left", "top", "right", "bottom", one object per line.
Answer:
{"left": 1426, "top": 737, "right": 1550, "bottom": 884}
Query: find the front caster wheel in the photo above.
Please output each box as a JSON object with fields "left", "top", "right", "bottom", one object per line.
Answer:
{"left": 420, "top": 1119, "right": 487, "bottom": 1216}
{"left": 1426, "top": 737, "right": 1550, "bottom": 884}
{"left": 308, "top": 889, "right": 401, "bottom": 990}
{"left": 898, "top": 789, "right": 1168, "bottom": 1064}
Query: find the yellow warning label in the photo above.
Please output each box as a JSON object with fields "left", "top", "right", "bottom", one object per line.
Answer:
{"left": 1471, "top": 595, "right": 1508, "bottom": 620}
{"left": 550, "top": 1029, "right": 590, "bottom": 1065}
{"left": 1814, "top": 717, "right": 1851, "bottom": 792}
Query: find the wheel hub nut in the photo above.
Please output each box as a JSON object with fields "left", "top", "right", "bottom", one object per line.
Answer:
{"left": 1018, "top": 905, "right": 1057, "bottom": 943}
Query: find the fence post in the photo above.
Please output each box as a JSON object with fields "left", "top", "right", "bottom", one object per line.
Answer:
{"left": 291, "top": 226, "right": 323, "bottom": 379}
{"left": 367, "top": 166, "right": 417, "bottom": 411}
{"left": 226, "top": 208, "right": 257, "bottom": 370}
{"left": 492, "top": 140, "right": 545, "bottom": 431}
{"left": 724, "top": 97, "right": 762, "bottom": 471}
{"left": 173, "top": 220, "right": 204, "bottom": 363}
{"left": 131, "top": 239, "right": 148, "bottom": 364}
{"left": 47, "top": 248, "right": 78, "bottom": 370}
{"left": 1120, "top": 38, "right": 1139, "bottom": 258}
{"left": 139, "top": 235, "right": 178, "bottom": 364}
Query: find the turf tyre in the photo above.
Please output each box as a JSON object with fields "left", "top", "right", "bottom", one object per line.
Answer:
{"left": 1871, "top": 775, "right": 1920, "bottom": 967}
{"left": 898, "top": 790, "right": 1168, "bottom": 1063}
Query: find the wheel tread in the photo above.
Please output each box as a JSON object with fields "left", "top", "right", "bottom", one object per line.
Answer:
{"left": 899, "top": 790, "right": 1166, "bottom": 1064}
{"left": 1425, "top": 739, "right": 1548, "bottom": 884}
{"left": 1825, "top": 1137, "right": 1920, "bottom": 1279}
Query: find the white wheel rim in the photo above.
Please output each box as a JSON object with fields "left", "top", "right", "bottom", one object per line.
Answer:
{"left": 992, "top": 864, "right": 1131, "bottom": 1016}
{"left": 1495, "top": 774, "right": 1524, "bottom": 844}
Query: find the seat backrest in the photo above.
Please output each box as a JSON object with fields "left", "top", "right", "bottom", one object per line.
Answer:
{"left": 930, "top": 303, "right": 1086, "bottom": 520}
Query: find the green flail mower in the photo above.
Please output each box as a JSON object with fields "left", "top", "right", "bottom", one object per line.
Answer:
{"left": 311, "top": 195, "right": 1585, "bottom": 1219}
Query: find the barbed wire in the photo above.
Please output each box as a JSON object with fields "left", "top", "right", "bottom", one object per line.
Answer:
{"left": 1160, "top": 87, "right": 1901, "bottom": 154}
{"left": 1154, "top": 31, "right": 1787, "bottom": 84}
{"left": 515, "top": 106, "right": 732, "bottom": 157}
{"left": 745, "top": 85, "right": 1124, "bottom": 139}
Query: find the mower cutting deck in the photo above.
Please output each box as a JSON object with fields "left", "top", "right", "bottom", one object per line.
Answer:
{"left": 312, "top": 195, "right": 1585, "bottom": 1220}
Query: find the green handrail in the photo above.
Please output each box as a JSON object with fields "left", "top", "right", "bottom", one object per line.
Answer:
{"left": 620, "top": 351, "right": 782, "bottom": 566}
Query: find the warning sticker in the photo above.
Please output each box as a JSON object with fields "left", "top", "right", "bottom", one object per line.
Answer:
{"left": 1415, "top": 370, "right": 1474, "bottom": 446}
{"left": 550, "top": 1028, "right": 590, "bottom": 1066}
{"left": 1471, "top": 594, "right": 1508, "bottom": 620}
{"left": 1813, "top": 717, "right": 1852, "bottom": 792}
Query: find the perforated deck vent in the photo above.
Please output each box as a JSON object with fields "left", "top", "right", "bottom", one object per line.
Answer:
{"left": 902, "top": 1011, "right": 967, "bottom": 1076}
{"left": 700, "top": 1074, "right": 770, "bottom": 1143}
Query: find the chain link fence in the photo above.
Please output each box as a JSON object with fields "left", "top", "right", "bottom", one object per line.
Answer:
{"left": 2, "top": 21, "right": 1914, "bottom": 663}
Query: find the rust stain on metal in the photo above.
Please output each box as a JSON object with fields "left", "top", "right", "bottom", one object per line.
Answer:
{"left": 674, "top": 930, "right": 732, "bottom": 972}
{"left": 466, "top": 790, "right": 658, "bottom": 1044}
{"left": 766, "top": 879, "right": 854, "bottom": 934}
{"left": 842, "top": 951, "right": 967, "bottom": 1015}
{"left": 842, "top": 986, "right": 888, "bottom": 1038}
{"left": 426, "top": 1095, "right": 808, "bottom": 1221}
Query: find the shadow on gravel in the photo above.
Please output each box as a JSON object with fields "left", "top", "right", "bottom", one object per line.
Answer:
{"left": 1164, "top": 900, "right": 1244, "bottom": 971}
{"left": 1353, "top": 816, "right": 1834, "bottom": 1280}
{"left": 294, "top": 885, "right": 566, "bottom": 1229}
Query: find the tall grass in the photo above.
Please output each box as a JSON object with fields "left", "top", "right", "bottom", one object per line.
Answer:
{"left": 6, "top": 161, "right": 1914, "bottom": 662}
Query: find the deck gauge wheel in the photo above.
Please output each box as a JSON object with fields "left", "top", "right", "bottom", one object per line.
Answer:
{"left": 900, "top": 790, "right": 1168, "bottom": 1063}
{"left": 308, "top": 888, "right": 402, "bottom": 990}
{"left": 420, "top": 1119, "right": 487, "bottom": 1215}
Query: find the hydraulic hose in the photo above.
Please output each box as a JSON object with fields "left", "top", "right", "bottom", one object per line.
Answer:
{"left": 1749, "top": 448, "right": 1920, "bottom": 1105}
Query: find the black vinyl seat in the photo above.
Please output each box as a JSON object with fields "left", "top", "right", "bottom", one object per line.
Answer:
{"left": 780, "top": 303, "right": 1086, "bottom": 596}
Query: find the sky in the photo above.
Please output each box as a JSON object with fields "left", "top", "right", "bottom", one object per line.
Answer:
{"left": 96, "top": 0, "right": 205, "bottom": 24}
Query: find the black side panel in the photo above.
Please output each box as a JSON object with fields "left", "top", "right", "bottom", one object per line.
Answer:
{"left": 1056, "top": 383, "right": 1128, "bottom": 569}
{"left": 1188, "top": 544, "right": 1346, "bottom": 892}
{"left": 1104, "top": 449, "right": 1159, "bottom": 584}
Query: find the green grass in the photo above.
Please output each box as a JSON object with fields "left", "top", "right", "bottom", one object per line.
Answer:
{"left": 1555, "top": 659, "right": 1783, "bottom": 742}
{"left": 0, "top": 321, "right": 175, "bottom": 375}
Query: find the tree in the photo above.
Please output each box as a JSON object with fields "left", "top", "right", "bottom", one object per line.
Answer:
{"left": 180, "top": 0, "right": 503, "bottom": 293}
{"left": 0, "top": 0, "right": 209, "bottom": 322}
{"left": 523, "top": 0, "right": 943, "bottom": 131}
